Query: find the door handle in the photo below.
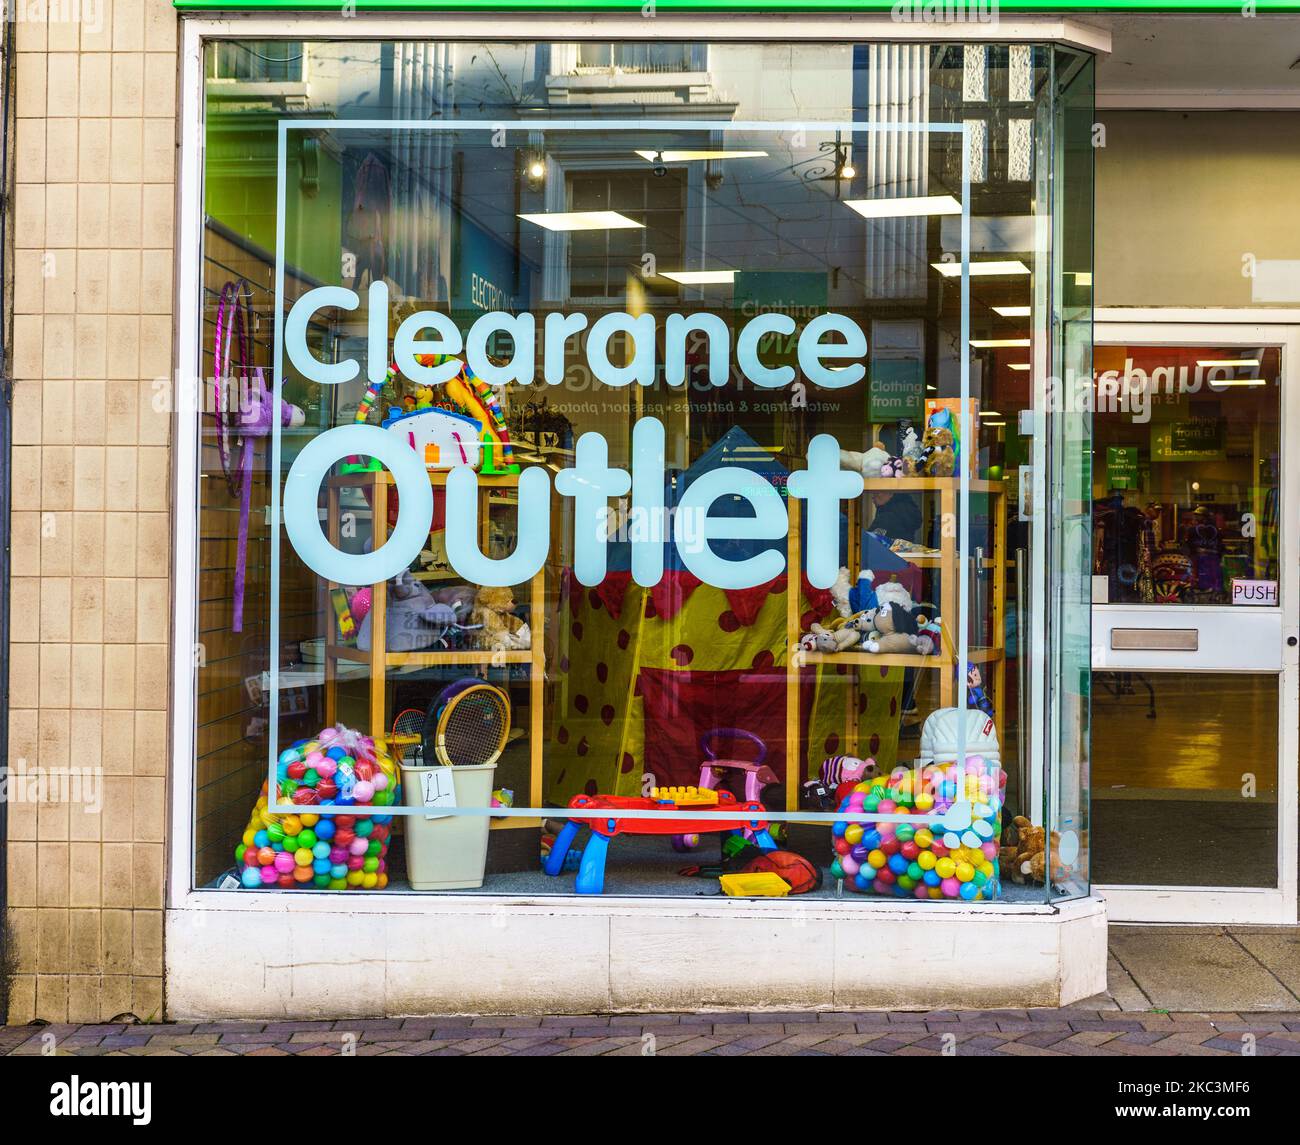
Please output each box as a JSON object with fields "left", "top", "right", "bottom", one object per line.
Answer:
{"left": 1110, "top": 628, "right": 1199, "bottom": 652}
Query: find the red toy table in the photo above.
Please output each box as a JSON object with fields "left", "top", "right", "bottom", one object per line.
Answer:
{"left": 542, "top": 791, "right": 776, "bottom": 894}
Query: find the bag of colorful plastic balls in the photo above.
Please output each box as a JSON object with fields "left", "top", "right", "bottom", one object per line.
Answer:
{"left": 830, "top": 756, "right": 1005, "bottom": 902}
{"left": 234, "top": 724, "right": 400, "bottom": 890}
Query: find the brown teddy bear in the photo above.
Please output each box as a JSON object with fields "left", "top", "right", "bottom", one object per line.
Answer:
{"left": 999, "top": 815, "right": 1072, "bottom": 885}
{"left": 471, "top": 585, "right": 530, "bottom": 652}
{"left": 919, "top": 425, "right": 956, "bottom": 477}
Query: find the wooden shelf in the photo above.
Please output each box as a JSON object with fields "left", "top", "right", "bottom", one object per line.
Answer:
{"left": 323, "top": 465, "right": 547, "bottom": 821}
{"left": 799, "top": 646, "right": 1003, "bottom": 669}
{"left": 785, "top": 474, "right": 1010, "bottom": 812}
{"left": 860, "top": 476, "right": 1007, "bottom": 495}
{"left": 327, "top": 645, "right": 535, "bottom": 667}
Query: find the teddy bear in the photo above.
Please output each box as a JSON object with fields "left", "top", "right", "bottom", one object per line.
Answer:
{"left": 861, "top": 601, "right": 920, "bottom": 654}
{"left": 918, "top": 425, "right": 956, "bottom": 477}
{"left": 998, "top": 815, "right": 1070, "bottom": 885}
{"left": 471, "top": 584, "right": 531, "bottom": 652}
{"left": 839, "top": 444, "right": 891, "bottom": 480}
{"left": 878, "top": 455, "right": 916, "bottom": 478}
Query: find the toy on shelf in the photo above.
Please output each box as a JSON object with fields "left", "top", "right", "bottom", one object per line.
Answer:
{"left": 341, "top": 355, "right": 520, "bottom": 476}
{"left": 832, "top": 755, "right": 1005, "bottom": 901}
{"left": 542, "top": 789, "right": 777, "bottom": 895}
{"left": 860, "top": 601, "right": 921, "bottom": 654}
{"left": 234, "top": 724, "right": 400, "bottom": 890}
{"left": 470, "top": 585, "right": 530, "bottom": 652}
{"left": 650, "top": 785, "right": 720, "bottom": 806}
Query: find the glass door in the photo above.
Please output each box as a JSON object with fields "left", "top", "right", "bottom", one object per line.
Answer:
{"left": 1091, "top": 320, "right": 1300, "bottom": 923}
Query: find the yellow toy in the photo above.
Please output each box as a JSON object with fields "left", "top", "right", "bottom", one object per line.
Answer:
{"left": 650, "top": 785, "right": 720, "bottom": 807}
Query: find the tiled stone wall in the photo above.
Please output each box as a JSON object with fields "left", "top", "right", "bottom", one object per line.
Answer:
{"left": 5, "top": 0, "right": 177, "bottom": 1023}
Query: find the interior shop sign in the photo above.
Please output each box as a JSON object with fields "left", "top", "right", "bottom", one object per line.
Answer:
{"left": 281, "top": 284, "right": 869, "bottom": 593}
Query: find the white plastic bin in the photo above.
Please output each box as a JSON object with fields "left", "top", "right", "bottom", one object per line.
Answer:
{"left": 399, "top": 762, "right": 497, "bottom": 890}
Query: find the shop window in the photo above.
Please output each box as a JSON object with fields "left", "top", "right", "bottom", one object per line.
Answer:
{"left": 190, "top": 38, "right": 1092, "bottom": 906}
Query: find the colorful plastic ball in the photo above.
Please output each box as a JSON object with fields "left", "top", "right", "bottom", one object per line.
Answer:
{"left": 313, "top": 858, "right": 332, "bottom": 875}
{"left": 312, "top": 841, "right": 331, "bottom": 860}
{"left": 273, "top": 851, "right": 295, "bottom": 874}
{"left": 866, "top": 849, "right": 886, "bottom": 870}
{"left": 830, "top": 859, "right": 845, "bottom": 880}
{"left": 355, "top": 819, "right": 374, "bottom": 838}
{"left": 923, "top": 869, "right": 941, "bottom": 887}
{"left": 940, "top": 877, "right": 960, "bottom": 898}
{"left": 315, "top": 819, "right": 335, "bottom": 841}
{"left": 372, "top": 773, "right": 390, "bottom": 792}
{"left": 956, "top": 861, "right": 975, "bottom": 883}
{"left": 235, "top": 843, "right": 247, "bottom": 863}
{"left": 294, "top": 847, "right": 313, "bottom": 867}
{"left": 959, "top": 881, "right": 979, "bottom": 901}
{"left": 259, "top": 865, "right": 278, "bottom": 885}
{"left": 292, "top": 866, "right": 313, "bottom": 883}
{"left": 841, "top": 856, "right": 860, "bottom": 877}
{"left": 331, "top": 864, "right": 348, "bottom": 879}
{"left": 256, "top": 846, "right": 275, "bottom": 867}
{"left": 935, "top": 857, "right": 956, "bottom": 879}
{"left": 349, "top": 837, "right": 369, "bottom": 857}
{"left": 240, "top": 866, "right": 262, "bottom": 888}
{"left": 900, "top": 841, "right": 920, "bottom": 861}
{"left": 298, "top": 829, "right": 318, "bottom": 851}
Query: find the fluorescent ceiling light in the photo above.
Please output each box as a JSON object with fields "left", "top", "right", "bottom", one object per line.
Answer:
{"left": 970, "top": 338, "right": 1031, "bottom": 349}
{"left": 1196, "top": 358, "right": 1259, "bottom": 368}
{"left": 1207, "top": 379, "right": 1266, "bottom": 387}
{"left": 661, "top": 270, "right": 735, "bottom": 285}
{"left": 980, "top": 410, "right": 1002, "bottom": 417}
{"left": 1071, "top": 272, "right": 1093, "bottom": 286}
{"left": 932, "top": 260, "right": 1031, "bottom": 278}
{"left": 994, "top": 305, "right": 1031, "bottom": 318}
{"left": 844, "top": 194, "right": 962, "bottom": 219}
{"left": 518, "top": 211, "right": 643, "bottom": 232}
{"left": 634, "top": 150, "right": 767, "bottom": 163}
{"left": 1007, "top": 363, "right": 1031, "bottom": 372}
{"left": 983, "top": 421, "right": 1007, "bottom": 428}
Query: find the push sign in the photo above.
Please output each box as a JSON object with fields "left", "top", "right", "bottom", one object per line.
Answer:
{"left": 1231, "top": 579, "right": 1278, "bottom": 606}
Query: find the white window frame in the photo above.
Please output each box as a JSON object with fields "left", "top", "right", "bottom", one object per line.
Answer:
{"left": 168, "top": 12, "right": 1111, "bottom": 913}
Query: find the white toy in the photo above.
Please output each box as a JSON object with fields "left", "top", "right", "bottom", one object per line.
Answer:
{"left": 919, "top": 706, "right": 1001, "bottom": 765}
{"left": 839, "top": 446, "right": 890, "bottom": 479}
{"left": 383, "top": 406, "right": 483, "bottom": 470}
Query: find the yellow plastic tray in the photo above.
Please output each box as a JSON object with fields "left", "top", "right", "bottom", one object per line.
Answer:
{"left": 719, "top": 872, "right": 791, "bottom": 898}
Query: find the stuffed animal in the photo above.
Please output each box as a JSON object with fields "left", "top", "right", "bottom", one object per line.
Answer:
{"left": 861, "top": 601, "right": 920, "bottom": 654}
{"left": 911, "top": 606, "right": 943, "bottom": 656}
{"left": 831, "top": 568, "right": 882, "bottom": 619}
{"left": 918, "top": 425, "right": 956, "bottom": 477}
{"left": 839, "top": 445, "right": 890, "bottom": 480}
{"left": 801, "top": 622, "right": 859, "bottom": 654}
{"left": 899, "top": 425, "right": 922, "bottom": 465}
{"left": 471, "top": 585, "right": 530, "bottom": 652}
{"left": 874, "top": 576, "right": 914, "bottom": 612}
{"left": 1000, "top": 816, "right": 1052, "bottom": 885}
{"left": 879, "top": 455, "right": 916, "bottom": 478}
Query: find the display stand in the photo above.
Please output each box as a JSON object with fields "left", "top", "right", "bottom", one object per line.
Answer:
{"left": 784, "top": 476, "right": 1007, "bottom": 811}
{"left": 322, "top": 469, "right": 545, "bottom": 830}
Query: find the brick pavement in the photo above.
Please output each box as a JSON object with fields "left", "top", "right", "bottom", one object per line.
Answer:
{"left": 4, "top": 1011, "right": 1299, "bottom": 1056}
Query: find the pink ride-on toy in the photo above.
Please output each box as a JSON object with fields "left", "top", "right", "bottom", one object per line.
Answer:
{"left": 671, "top": 728, "right": 780, "bottom": 852}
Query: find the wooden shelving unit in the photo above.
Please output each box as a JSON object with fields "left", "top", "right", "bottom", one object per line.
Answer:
{"left": 322, "top": 469, "right": 545, "bottom": 830}
{"left": 784, "top": 475, "right": 1008, "bottom": 812}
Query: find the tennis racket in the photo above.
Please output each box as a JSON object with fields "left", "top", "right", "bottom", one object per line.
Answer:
{"left": 421, "top": 680, "right": 511, "bottom": 768}
{"left": 390, "top": 707, "right": 427, "bottom": 763}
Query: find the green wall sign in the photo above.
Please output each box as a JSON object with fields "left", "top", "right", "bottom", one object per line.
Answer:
{"left": 173, "top": 1, "right": 1300, "bottom": 11}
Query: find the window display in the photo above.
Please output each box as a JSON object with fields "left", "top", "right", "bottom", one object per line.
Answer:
{"left": 190, "top": 38, "right": 1092, "bottom": 904}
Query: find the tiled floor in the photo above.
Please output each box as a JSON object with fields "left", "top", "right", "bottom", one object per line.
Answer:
{"left": 3, "top": 925, "right": 1297, "bottom": 1056}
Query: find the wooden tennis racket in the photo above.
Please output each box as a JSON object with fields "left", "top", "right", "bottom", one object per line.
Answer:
{"left": 421, "top": 680, "right": 511, "bottom": 768}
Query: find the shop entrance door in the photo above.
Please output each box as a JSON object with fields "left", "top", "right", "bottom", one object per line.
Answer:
{"left": 1091, "top": 316, "right": 1299, "bottom": 923}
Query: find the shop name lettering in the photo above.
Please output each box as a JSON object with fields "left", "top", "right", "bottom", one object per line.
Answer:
{"left": 281, "top": 284, "right": 867, "bottom": 592}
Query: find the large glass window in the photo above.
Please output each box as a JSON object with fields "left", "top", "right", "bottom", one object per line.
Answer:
{"left": 191, "top": 38, "right": 1092, "bottom": 904}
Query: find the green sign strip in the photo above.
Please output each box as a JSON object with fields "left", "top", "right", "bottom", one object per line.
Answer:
{"left": 173, "top": 0, "right": 1300, "bottom": 12}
